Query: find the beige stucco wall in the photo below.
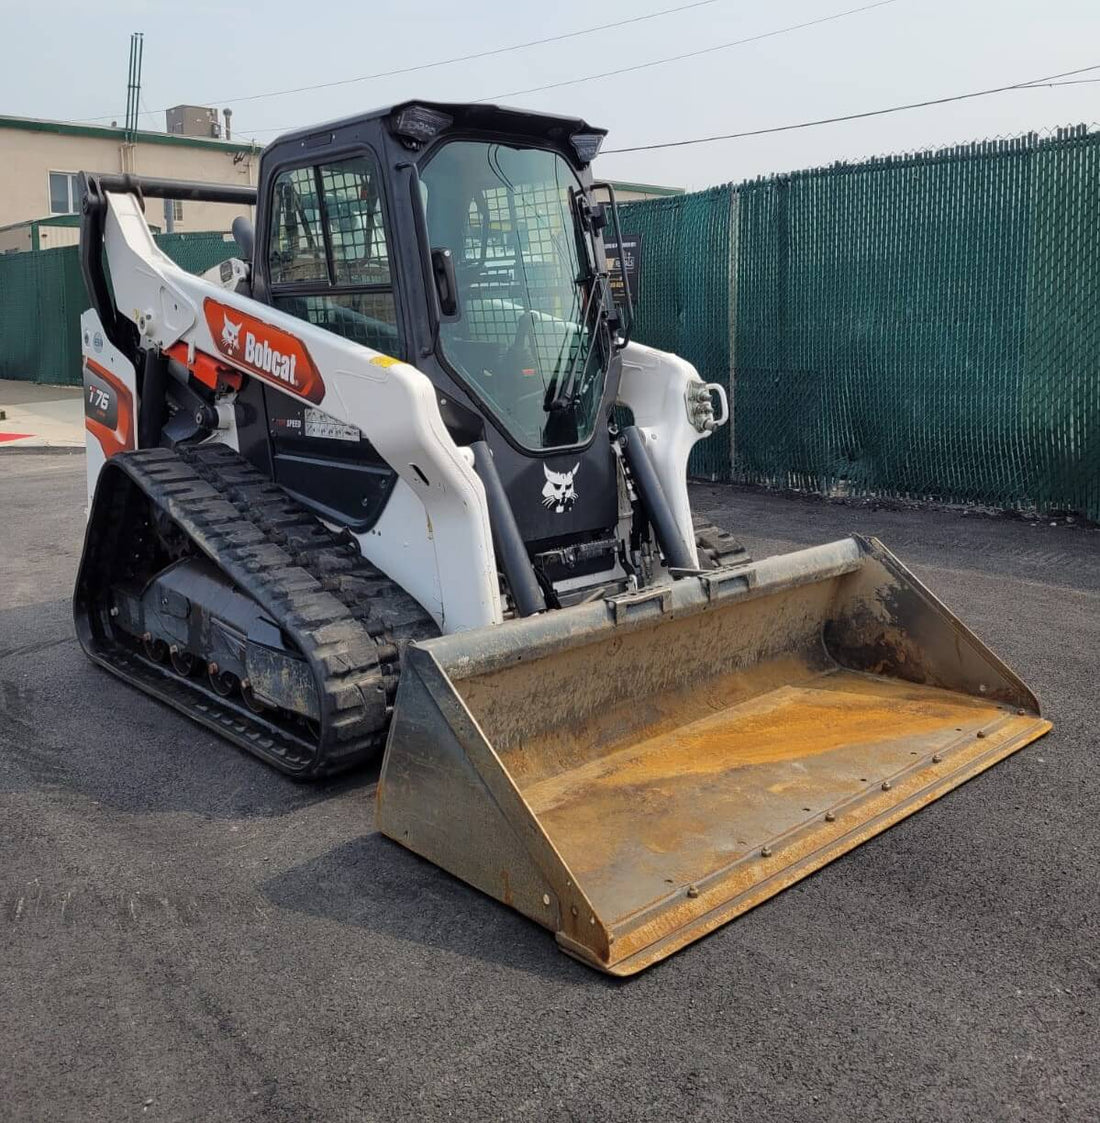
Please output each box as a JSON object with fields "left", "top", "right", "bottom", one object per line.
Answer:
{"left": 0, "top": 124, "right": 681, "bottom": 243}
{"left": 0, "top": 127, "right": 259, "bottom": 233}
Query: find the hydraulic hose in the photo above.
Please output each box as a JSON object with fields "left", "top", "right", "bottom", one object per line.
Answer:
{"left": 621, "top": 425, "right": 696, "bottom": 572}
{"left": 137, "top": 348, "right": 169, "bottom": 449}
{"left": 471, "top": 441, "right": 546, "bottom": 617}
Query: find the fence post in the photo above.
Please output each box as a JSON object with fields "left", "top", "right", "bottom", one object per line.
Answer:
{"left": 727, "top": 185, "right": 739, "bottom": 473}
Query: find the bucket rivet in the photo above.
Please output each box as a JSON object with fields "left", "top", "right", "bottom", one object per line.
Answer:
{"left": 1016, "top": 708, "right": 1026, "bottom": 716}
{"left": 932, "top": 753, "right": 942, "bottom": 763}
{"left": 590, "top": 916, "right": 596, "bottom": 925}
{"left": 570, "top": 905, "right": 578, "bottom": 917}
{"left": 824, "top": 811, "right": 836, "bottom": 823}
{"left": 542, "top": 894, "right": 550, "bottom": 907}
{"left": 882, "top": 780, "right": 892, "bottom": 791}
{"left": 976, "top": 730, "right": 987, "bottom": 739}
{"left": 761, "top": 846, "right": 772, "bottom": 858}
{"left": 978, "top": 683, "right": 987, "bottom": 693}
{"left": 687, "top": 885, "right": 699, "bottom": 898}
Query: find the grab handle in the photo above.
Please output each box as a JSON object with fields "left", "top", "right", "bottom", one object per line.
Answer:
{"left": 703, "top": 383, "right": 729, "bottom": 430}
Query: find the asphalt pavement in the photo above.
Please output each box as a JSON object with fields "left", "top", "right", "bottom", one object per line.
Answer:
{"left": 1, "top": 453, "right": 1097, "bottom": 1122}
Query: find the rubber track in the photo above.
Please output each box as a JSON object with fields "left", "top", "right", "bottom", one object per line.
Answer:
{"left": 76, "top": 444, "right": 434, "bottom": 777}
{"left": 692, "top": 518, "right": 751, "bottom": 569}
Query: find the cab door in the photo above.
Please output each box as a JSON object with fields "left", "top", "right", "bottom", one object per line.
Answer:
{"left": 253, "top": 149, "right": 405, "bottom": 529}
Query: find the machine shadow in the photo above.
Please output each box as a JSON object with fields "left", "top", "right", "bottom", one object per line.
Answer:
{"left": 0, "top": 598, "right": 382, "bottom": 818}
{"left": 261, "top": 834, "right": 617, "bottom": 986}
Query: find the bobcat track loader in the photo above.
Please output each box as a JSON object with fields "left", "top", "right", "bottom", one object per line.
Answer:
{"left": 74, "top": 101, "right": 1050, "bottom": 974}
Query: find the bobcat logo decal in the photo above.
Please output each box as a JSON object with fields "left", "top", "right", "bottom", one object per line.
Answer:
{"left": 221, "top": 313, "right": 243, "bottom": 354}
{"left": 542, "top": 462, "right": 579, "bottom": 514}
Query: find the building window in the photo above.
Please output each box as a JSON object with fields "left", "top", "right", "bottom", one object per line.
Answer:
{"left": 171, "top": 200, "right": 184, "bottom": 223}
{"left": 49, "top": 171, "right": 79, "bottom": 215}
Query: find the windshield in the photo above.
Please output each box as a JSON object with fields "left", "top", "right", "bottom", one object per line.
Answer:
{"left": 420, "top": 141, "right": 609, "bottom": 450}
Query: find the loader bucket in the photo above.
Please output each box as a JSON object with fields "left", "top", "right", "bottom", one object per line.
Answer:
{"left": 377, "top": 536, "right": 1050, "bottom": 975}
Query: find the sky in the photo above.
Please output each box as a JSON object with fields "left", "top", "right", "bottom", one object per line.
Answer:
{"left": 1, "top": 0, "right": 1097, "bottom": 190}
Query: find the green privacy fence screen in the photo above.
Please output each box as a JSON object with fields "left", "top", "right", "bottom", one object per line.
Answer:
{"left": 2, "top": 131, "right": 1097, "bottom": 522}
{"left": 622, "top": 126, "right": 1100, "bottom": 522}
{"left": 0, "top": 231, "right": 238, "bottom": 387}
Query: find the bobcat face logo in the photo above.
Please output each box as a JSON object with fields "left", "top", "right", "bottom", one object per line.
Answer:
{"left": 221, "top": 314, "right": 242, "bottom": 354}
{"left": 542, "top": 462, "right": 579, "bottom": 514}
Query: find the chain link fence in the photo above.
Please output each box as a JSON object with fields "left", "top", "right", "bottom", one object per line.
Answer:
{"left": 0, "top": 231, "right": 238, "bottom": 387}
{"left": 622, "top": 125, "right": 1100, "bottom": 522}
{"left": 2, "top": 130, "right": 1097, "bottom": 521}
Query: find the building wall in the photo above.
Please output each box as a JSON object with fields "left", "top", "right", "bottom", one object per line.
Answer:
{"left": 0, "top": 118, "right": 682, "bottom": 242}
{"left": 34, "top": 224, "right": 81, "bottom": 250}
{"left": 607, "top": 183, "right": 685, "bottom": 203}
{"left": 0, "top": 123, "right": 259, "bottom": 233}
{"left": 614, "top": 188, "right": 669, "bottom": 202}
{"left": 0, "top": 225, "right": 34, "bottom": 253}
{"left": 0, "top": 216, "right": 160, "bottom": 254}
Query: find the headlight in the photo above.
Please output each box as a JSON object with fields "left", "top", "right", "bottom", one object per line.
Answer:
{"left": 570, "top": 132, "right": 605, "bottom": 165}
{"left": 390, "top": 105, "right": 453, "bottom": 147}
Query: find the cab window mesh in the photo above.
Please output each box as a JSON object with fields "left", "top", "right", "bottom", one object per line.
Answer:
{"left": 267, "top": 153, "right": 402, "bottom": 359}
{"left": 267, "top": 167, "right": 327, "bottom": 285}
{"left": 459, "top": 183, "right": 584, "bottom": 366}
{"left": 273, "top": 292, "right": 400, "bottom": 355}
{"left": 319, "top": 160, "right": 391, "bottom": 286}
{"left": 422, "top": 141, "right": 604, "bottom": 449}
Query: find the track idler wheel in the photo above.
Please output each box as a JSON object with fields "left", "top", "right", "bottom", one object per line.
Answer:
{"left": 207, "top": 663, "right": 239, "bottom": 698}
{"left": 241, "top": 680, "right": 267, "bottom": 714}
{"left": 143, "top": 634, "right": 168, "bottom": 662}
{"left": 169, "top": 646, "right": 196, "bottom": 676}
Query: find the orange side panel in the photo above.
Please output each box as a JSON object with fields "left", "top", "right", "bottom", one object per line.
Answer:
{"left": 84, "top": 358, "right": 135, "bottom": 458}
{"left": 164, "top": 342, "right": 242, "bottom": 392}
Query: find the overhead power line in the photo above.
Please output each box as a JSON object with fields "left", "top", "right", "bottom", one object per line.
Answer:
{"left": 231, "top": 0, "right": 907, "bottom": 140}
{"left": 72, "top": 0, "right": 727, "bottom": 124}
{"left": 479, "top": 0, "right": 900, "bottom": 102}
{"left": 602, "top": 62, "right": 1100, "bottom": 153}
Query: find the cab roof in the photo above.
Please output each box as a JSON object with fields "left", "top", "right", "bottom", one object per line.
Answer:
{"left": 271, "top": 100, "right": 607, "bottom": 151}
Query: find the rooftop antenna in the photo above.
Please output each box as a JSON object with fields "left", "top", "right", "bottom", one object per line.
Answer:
{"left": 124, "top": 32, "right": 144, "bottom": 142}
